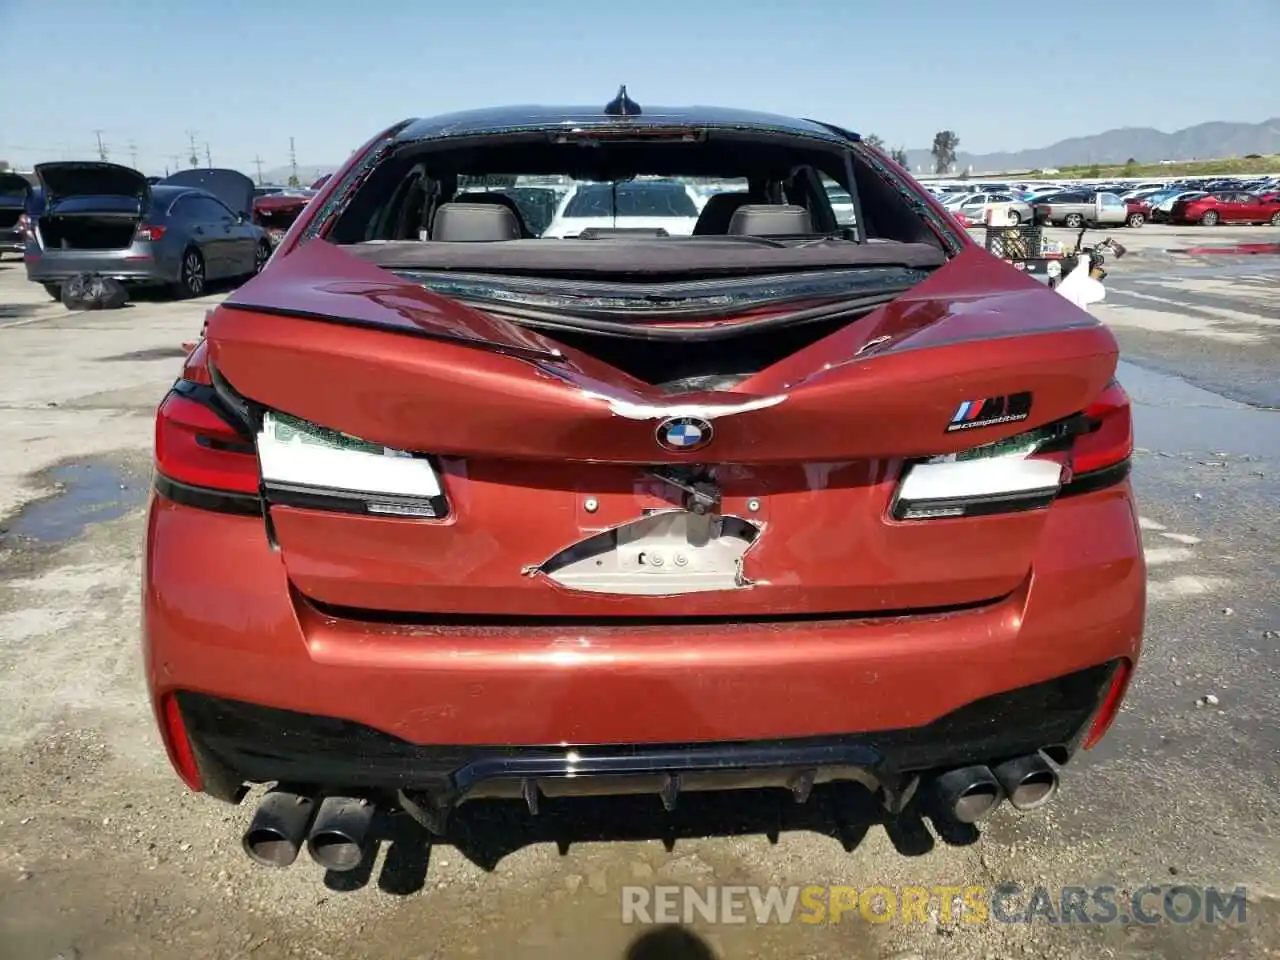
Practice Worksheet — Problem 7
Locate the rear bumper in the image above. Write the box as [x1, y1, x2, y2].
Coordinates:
[23, 250, 175, 284]
[143, 482, 1145, 802]
[177, 662, 1124, 812]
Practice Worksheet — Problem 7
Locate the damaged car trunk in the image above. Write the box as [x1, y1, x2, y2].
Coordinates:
[196, 120, 1120, 621]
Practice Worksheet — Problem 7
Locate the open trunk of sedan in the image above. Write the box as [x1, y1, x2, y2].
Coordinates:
[38, 208, 142, 249]
[253, 195, 310, 246]
[0, 173, 32, 232]
[34, 160, 150, 250]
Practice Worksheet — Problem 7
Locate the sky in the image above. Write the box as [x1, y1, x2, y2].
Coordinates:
[1, 0, 1276, 176]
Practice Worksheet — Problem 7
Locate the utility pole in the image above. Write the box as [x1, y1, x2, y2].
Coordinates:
[167, 154, 182, 178]
[93, 130, 108, 160]
[204, 142, 212, 166]
[185, 130, 199, 168]
[252, 155, 265, 185]
[288, 136, 299, 186]
[127, 140, 138, 168]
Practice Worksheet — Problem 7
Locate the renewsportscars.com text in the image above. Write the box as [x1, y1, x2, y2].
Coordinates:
[620, 884, 1248, 926]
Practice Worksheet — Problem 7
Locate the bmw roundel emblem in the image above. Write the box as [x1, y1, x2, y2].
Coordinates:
[656, 416, 713, 452]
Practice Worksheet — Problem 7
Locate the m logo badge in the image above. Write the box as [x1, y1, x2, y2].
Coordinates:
[947, 392, 1033, 432]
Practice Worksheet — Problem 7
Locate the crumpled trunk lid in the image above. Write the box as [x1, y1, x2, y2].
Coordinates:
[206, 240, 1118, 617]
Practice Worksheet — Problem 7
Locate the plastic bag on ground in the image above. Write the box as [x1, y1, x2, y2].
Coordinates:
[61, 274, 129, 311]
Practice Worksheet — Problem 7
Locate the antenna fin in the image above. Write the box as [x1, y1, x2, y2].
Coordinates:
[604, 85, 641, 116]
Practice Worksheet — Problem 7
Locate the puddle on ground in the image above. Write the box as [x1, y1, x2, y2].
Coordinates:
[1118, 360, 1280, 460]
[3, 462, 149, 544]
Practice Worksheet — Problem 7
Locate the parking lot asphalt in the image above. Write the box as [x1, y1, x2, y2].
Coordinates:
[0, 225, 1278, 960]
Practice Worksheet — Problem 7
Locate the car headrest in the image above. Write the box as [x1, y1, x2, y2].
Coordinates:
[431, 202, 521, 241]
[727, 204, 814, 236]
[692, 192, 758, 235]
[451, 192, 531, 236]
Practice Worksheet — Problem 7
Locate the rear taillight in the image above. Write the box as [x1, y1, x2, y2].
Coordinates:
[153, 380, 261, 513]
[257, 411, 449, 519]
[135, 223, 166, 241]
[892, 380, 1133, 521]
[181, 338, 212, 385]
[1065, 380, 1132, 476]
[16, 213, 32, 238]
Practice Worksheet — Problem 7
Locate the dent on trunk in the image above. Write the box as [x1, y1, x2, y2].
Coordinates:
[529, 509, 763, 595]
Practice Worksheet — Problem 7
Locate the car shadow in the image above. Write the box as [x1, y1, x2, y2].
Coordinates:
[0, 302, 47, 322]
[624, 925, 719, 959]
[318, 783, 980, 896]
[126, 274, 246, 303]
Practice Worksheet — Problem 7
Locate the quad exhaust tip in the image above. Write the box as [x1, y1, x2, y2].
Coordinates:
[930, 765, 1004, 824]
[305, 796, 376, 873]
[992, 752, 1060, 811]
[242, 789, 316, 867]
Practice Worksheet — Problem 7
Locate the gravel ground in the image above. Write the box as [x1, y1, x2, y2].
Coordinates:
[0, 227, 1277, 960]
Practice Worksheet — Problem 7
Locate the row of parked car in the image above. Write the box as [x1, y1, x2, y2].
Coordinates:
[4, 157, 1278, 307]
[929, 176, 1280, 229]
[0, 162, 323, 303]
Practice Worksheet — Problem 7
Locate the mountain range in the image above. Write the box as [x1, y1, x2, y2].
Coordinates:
[261, 117, 1280, 183]
[895, 117, 1280, 174]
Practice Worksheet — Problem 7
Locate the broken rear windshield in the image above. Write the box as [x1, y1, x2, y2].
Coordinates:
[323, 127, 958, 257]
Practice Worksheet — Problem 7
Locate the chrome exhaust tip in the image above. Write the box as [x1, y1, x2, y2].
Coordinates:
[306, 796, 376, 872]
[929, 765, 1003, 824]
[992, 753, 1060, 811]
[242, 789, 316, 867]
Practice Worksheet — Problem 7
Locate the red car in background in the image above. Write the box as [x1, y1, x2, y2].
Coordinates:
[1123, 199, 1151, 227]
[252, 191, 313, 247]
[1170, 191, 1280, 226]
[143, 95, 1144, 873]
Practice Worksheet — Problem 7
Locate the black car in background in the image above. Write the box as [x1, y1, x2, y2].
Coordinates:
[0, 172, 34, 258]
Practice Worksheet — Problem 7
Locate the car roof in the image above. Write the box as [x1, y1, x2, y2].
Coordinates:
[394, 104, 852, 145]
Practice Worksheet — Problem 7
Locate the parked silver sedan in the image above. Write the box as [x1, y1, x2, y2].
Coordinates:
[1032, 190, 1129, 228]
[25, 162, 271, 300]
[945, 191, 1035, 226]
